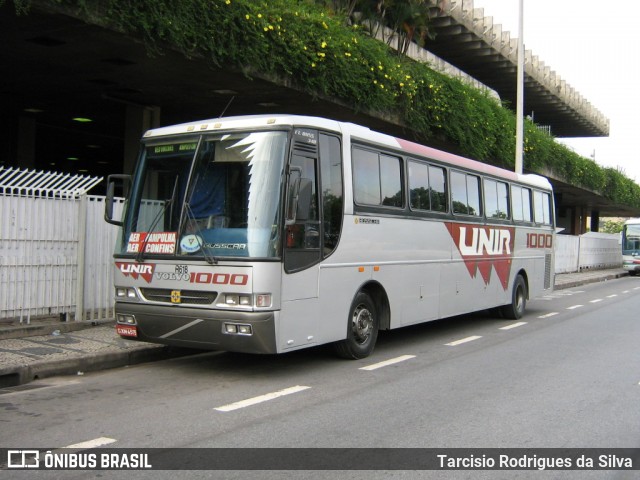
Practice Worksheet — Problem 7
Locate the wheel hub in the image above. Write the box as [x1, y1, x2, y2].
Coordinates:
[352, 305, 372, 343]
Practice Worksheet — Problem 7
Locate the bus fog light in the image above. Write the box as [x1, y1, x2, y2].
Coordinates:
[223, 323, 253, 335]
[238, 325, 252, 335]
[116, 314, 136, 325]
[256, 294, 272, 308]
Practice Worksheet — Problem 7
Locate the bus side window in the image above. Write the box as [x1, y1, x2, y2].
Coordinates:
[352, 147, 403, 208]
[409, 162, 447, 213]
[533, 190, 552, 225]
[484, 178, 510, 219]
[451, 171, 481, 216]
[512, 185, 532, 222]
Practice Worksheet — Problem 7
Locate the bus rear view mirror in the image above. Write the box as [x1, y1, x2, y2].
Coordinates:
[286, 171, 313, 226]
[104, 174, 131, 226]
[295, 178, 313, 222]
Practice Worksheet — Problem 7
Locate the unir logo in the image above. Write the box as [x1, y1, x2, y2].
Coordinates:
[445, 222, 515, 290]
[115, 262, 155, 283]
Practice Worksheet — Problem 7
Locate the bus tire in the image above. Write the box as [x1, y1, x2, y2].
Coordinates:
[500, 274, 527, 320]
[334, 291, 379, 359]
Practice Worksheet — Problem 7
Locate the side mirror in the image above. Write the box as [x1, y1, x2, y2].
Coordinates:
[104, 174, 131, 226]
[285, 166, 302, 226]
[295, 178, 313, 222]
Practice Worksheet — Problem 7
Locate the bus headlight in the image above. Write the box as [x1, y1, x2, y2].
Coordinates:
[225, 294, 239, 305]
[223, 294, 253, 306]
[219, 293, 271, 308]
[116, 287, 138, 299]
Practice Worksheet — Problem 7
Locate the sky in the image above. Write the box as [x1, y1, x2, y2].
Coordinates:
[475, 0, 640, 184]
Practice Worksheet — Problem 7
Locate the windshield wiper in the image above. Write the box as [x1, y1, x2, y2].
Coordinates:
[183, 203, 218, 265]
[134, 198, 173, 263]
[135, 177, 179, 263]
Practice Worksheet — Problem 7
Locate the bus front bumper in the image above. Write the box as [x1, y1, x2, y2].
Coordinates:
[115, 301, 277, 354]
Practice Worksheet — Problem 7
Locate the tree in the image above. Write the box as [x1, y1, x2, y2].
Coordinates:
[319, 0, 439, 55]
[599, 218, 625, 234]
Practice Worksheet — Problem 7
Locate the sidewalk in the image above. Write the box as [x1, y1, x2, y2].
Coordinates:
[0, 268, 630, 389]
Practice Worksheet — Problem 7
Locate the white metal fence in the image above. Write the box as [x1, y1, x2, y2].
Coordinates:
[0, 167, 122, 323]
[554, 232, 622, 273]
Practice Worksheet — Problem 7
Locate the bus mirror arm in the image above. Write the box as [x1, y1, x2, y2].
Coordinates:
[104, 174, 131, 226]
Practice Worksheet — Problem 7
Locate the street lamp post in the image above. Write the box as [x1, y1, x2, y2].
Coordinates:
[515, 0, 524, 174]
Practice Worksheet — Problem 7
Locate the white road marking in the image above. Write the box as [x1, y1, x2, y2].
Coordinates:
[499, 321, 527, 331]
[359, 355, 416, 371]
[567, 305, 583, 310]
[590, 299, 603, 303]
[606, 294, 618, 298]
[634, 287, 640, 291]
[538, 312, 559, 318]
[214, 386, 310, 412]
[445, 335, 482, 346]
[622, 290, 630, 294]
[64, 437, 117, 449]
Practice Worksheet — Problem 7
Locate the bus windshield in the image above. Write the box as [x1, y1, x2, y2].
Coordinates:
[119, 130, 288, 260]
[622, 223, 640, 254]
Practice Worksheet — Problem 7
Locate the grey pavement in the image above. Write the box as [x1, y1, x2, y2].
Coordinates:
[0, 268, 629, 389]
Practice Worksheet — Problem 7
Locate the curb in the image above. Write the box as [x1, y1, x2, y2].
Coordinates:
[0, 345, 196, 389]
[554, 271, 628, 290]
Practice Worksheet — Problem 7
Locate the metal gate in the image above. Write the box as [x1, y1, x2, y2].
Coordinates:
[0, 167, 121, 323]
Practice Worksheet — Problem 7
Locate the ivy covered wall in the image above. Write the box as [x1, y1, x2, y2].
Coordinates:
[11, 0, 640, 209]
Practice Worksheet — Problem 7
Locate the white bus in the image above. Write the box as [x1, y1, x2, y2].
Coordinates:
[105, 114, 555, 358]
[621, 218, 640, 275]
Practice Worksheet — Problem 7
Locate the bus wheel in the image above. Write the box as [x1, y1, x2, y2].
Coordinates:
[334, 292, 379, 359]
[500, 274, 527, 320]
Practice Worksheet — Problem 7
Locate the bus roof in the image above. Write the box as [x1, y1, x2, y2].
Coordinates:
[143, 114, 552, 191]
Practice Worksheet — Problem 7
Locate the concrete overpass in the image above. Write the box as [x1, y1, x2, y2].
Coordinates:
[425, 0, 609, 138]
[0, 0, 636, 233]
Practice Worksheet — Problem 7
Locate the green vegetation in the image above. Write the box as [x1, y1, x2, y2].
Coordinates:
[598, 218, 625, 234]
[10, 0, 640, 208]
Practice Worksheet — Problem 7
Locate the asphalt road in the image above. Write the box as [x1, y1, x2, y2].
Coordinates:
[2, 276, 639, 479]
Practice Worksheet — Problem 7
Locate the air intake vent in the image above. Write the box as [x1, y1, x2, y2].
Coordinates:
[292, 128, 318, 155]
[293, 141, 318, 155]
[544, 253, 552, 289]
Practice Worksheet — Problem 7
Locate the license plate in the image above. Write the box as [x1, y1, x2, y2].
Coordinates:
[116, 325, 138, 337]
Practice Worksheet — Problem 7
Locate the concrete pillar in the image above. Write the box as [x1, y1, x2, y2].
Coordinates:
[123, 105, 160, 174]
[570, 206, 587, 235]
[590, 210, 600, 232]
